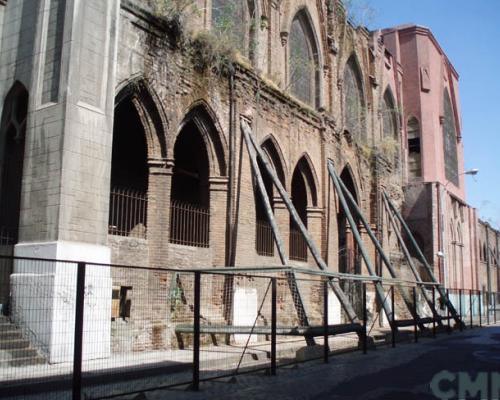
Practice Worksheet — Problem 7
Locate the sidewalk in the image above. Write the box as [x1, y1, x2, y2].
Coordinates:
[112, 324, 500, 400]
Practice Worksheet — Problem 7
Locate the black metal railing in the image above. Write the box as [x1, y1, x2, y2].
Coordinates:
[108, 187, 147, 239]
[0, 254, 497, 399]
[169, 200, 210, 247]
[290, 228, 307, 261]
[256, 220, 274, 256]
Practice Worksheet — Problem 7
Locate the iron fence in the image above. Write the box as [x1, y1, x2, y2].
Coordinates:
[0, 255, 498, 400]
[108, 187, 147, 239]
[289, 228, 307, 261]
[169, 200, 210, 248]
[255, 220, 274, 257]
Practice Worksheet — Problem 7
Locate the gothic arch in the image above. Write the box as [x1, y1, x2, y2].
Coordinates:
[110, 79, 167, 237]
[260, 134, 288, 187]
[407, 115, 422, 178]
[0, 81, 29, 243]
[115, 78, 167, 160]
[343, 54, 366, 141]
[293, 154, 319, 207]
[287, 6, 322, 108]
[280, 1, 323, 45]
[337, 164, 362, 315]
[289, 153, 318, 262]
[338, 163, 360, 204]
[178, 101, 228, 177]
[382, 87, 398, 139]
[443, 89, 459, 186]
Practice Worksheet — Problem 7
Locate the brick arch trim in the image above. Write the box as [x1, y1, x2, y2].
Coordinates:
[177, 100, 228, 177]
[115, 78, 168, 161]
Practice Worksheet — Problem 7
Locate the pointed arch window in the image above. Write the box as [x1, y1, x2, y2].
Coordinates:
[212, 0, 256, 59]
[289, 10, 320, 107]
[382, 90, 398, 139]
[0, 83, 29, 245]
[344, 57, 365, 141]
[289, 157, 317, 262]
[407, 117, 422, 178]
[443, 90, 459, 186]
[255, 139, 286, 257]
[109, 94, 149, 238]
[170, 118, 211, 248]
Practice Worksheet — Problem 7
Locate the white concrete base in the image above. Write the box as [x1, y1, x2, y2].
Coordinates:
[328, 289, 342, 325]
[233, 287, 258, 344]
[11, 241, 112, 364]
[381, 289, 395, 327]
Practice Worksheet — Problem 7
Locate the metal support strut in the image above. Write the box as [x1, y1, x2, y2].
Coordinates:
[383, 191, 464, 328]
[242, 117, 313, 345]
[241, 119, 360, 325]
[327, 160, 394, 326]
[381, 192, 443, 328]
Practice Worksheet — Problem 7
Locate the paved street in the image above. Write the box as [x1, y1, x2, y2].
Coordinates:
[127, 325, 500, 400]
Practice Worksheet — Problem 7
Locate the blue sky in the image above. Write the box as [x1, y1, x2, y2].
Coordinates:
[364, 0, 500, 228]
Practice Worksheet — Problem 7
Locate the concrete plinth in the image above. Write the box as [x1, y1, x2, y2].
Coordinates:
[233, 287, 258, 344]
[11, 241, 112, 364]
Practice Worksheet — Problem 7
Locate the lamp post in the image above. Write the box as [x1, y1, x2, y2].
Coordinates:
[439, 169, 479, 290]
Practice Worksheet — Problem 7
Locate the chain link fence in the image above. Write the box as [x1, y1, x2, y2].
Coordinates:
[0, 255, 497, 399]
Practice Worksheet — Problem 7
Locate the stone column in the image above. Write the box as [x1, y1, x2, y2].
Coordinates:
[209, 177, 229, 266]
[2, 0, 120, 363]
[147, 158, 173, 268]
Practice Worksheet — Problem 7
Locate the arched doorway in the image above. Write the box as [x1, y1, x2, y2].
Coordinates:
[109, 81, 167, 242]
[337, 167, 362, 316]
[109, 96, 149, 238]
[255, 138, 286, 257]
[290, 156, 317, 262]
[169, 119, 210, 247]
[0, 82, 29, 245]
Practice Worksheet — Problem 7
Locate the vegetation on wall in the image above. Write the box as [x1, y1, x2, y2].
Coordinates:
[190, 31, 238, 75]
[150, 0, 399, 162]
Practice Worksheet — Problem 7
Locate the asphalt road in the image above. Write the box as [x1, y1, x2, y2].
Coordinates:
[135, 325, 500, 400]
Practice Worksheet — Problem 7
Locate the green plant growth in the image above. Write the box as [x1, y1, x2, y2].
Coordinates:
[190, 30, 238, 75]
[197, 1, 258, 75]
[152, 0, 199, 22]
[378, 136, 399, 158]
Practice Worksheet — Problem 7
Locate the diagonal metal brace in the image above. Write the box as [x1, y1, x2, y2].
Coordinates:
[381, 192, 443, 327]
[332, 167, 425, 330]
[242, 119, 314, 345]
[241, 119, 360, 324]
[383, 190, 464, 328]
[327, 160, 394, 327]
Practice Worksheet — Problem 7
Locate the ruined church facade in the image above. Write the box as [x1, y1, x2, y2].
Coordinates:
[0, 0, 496, 354]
